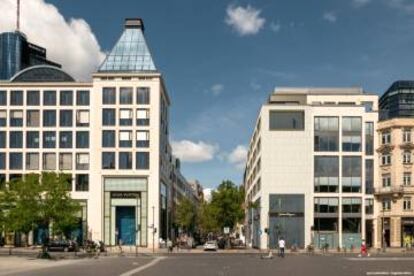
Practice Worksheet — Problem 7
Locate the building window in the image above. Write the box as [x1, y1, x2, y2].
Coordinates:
[0, 111, 6, 126]
[76, 153, 89, 170]
[10, 90, 23, 105]
[102, 130, 115, 147]
[382, 174, 391, 187]
[25, 153, 39, 170]
[59, 131, 72, 148]
[403, 128, 412, 143]
[403, 151, 412, 164]
[314, 156, 339, 193]
[382, 198, 391, 211]
[102, 109, 116, 126]
[43, 153, 56, 170]
[314, 117, 339, 151]
[43, 90, 56, 105]
[26, 90, 39, 106]
[43, 131, 56, 148]
[76, 90, 89, 106]
[59, 153, 72, 170]
[404, 173, 411, 186]
[342, 197, 362, 213]
[314, 197, 339, 213]
[136, 130, 149, 148]
[27, 110, 40, 127]
[60, 90, 73, 105]
[269, 110, 304, 130]
[102, 87, 116, 104]
[10, 131, 23, 148]
[119, 152, 132, 169]
[0, 153, 5, 170]
[102, 152, 115, 169]
[119, 109, 133, 125]
[365, 122, 374, 155]
[0, 90, 6, 105]
[43, 110, 56, 127]
[365, 159, 374, 194]
[10, 110, 23, 126]
[75, 174, 89, 191]
[0, 132, 6, 148]
[381, 154, 391, 165]
[382, 131, 391, 145]
[342, 156, 361, 193]
[9, 153, 22, 170]
[120, 87, 133, 104]
[365, 198, 374, 215]
[26, 131, 39, 148]
[76, 110, 89, 127]
[137, 87, 150, 104]
[342, 117, 362, 152]
[404, 197, 412, 211]
[136, 152, 149, 169]
[60, 110, 73, 127]
[60, 174, 72, 191]
[136, 109, 150, 126]
[119, 131, 132, 147]
[76, 131, 89, 148]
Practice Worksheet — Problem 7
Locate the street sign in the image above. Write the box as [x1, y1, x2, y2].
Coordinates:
[224, 227, 230, 234]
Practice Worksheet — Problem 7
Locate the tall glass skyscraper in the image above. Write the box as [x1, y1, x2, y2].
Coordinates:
[0, 31, 60, 80]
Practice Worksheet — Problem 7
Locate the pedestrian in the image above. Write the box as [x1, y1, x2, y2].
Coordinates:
[278, 237, 285, 258]
[359, 240, 369, 257]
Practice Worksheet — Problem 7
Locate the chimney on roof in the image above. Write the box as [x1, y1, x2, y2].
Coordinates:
[124, 18, 144, 31]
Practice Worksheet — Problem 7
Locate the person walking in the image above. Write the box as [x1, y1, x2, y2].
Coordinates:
[278, 237, 285, 258]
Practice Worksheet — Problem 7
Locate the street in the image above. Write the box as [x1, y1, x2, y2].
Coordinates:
[2, 253, 414, 276]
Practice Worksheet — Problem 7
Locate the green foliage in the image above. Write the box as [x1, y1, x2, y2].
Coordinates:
[209, 180, 245, 232]
[197, 202, 219, 235]
[0, 172, 81, 239]
[175, 197, 196, 232]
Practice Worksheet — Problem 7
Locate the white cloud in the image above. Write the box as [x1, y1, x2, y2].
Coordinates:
[352, 0, 371, 7]
[227, 145, 248, 170]
[210, 84, 224, 96]
[225, 5, 265, 36]
[323, 11, 337, 23]
[0, 0, 105, 81]
[270, 22, 281, 33]
[171, 140, 219, 163]
[387, 0, 414, 14]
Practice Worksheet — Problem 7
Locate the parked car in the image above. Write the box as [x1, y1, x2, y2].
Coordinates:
[204, 240, 218, 251]
[47, 239, 78, 252]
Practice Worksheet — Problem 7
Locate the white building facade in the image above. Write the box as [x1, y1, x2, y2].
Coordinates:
[244, 87, 379, 250]
[0, 18, 182, 249]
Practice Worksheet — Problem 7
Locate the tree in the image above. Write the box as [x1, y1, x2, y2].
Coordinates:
[197, 202, 218, 236]
[175, 197, 196, 233]
[5, 174, 42, 245]
[209, 180, 245, 232]
[39, 172, 81, 237]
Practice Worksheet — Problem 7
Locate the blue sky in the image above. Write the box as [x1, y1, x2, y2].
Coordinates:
[3, 0, 414, 188]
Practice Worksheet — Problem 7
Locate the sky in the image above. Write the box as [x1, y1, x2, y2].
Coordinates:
[1, 0, 414, 188]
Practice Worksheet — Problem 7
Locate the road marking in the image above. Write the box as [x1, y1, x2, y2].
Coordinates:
[366, 272, 412, 275]
[348, 257, 414, 261]
[119, 256, 166, 276]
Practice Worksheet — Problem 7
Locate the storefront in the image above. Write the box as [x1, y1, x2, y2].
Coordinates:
[103, 177, 148, 246]
[401, 218, 414, 247]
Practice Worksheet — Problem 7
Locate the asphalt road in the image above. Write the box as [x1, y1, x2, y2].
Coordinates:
[10, 253, 414, 276]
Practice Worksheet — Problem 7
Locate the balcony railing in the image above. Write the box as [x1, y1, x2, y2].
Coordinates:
[374, 185, 404, 196]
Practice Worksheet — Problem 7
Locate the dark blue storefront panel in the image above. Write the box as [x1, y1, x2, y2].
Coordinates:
[116, 206, 136, 245]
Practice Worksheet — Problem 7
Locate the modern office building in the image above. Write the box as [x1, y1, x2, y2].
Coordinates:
[0, 18, 190, 249]
[244, 87, 379, 250]
[0, 31, 61, 80]
[375, 81, 414, 248]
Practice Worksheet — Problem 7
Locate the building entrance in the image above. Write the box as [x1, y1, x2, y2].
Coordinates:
[116, 206, 136, 245]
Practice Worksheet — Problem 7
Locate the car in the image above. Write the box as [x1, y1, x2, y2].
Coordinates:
[47, 239, 78, 252]
[203, 240, 218, 251]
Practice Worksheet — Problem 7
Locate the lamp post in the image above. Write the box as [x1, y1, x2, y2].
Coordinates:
[382, 207, 386, 252]
[135, 193, 139, 257]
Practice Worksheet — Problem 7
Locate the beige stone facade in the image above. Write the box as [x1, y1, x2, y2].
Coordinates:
[376, 118, 414, 248]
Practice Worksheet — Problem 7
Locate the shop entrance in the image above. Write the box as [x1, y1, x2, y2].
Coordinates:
[401, 218, 414, 247]
[116, 206, 136, 245]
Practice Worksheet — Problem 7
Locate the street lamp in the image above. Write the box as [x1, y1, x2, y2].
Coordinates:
[152, 205, 155, 254]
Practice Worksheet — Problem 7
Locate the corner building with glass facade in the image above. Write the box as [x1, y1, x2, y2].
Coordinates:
[0, 18, 180, 248]
[244, 87, 379, 250]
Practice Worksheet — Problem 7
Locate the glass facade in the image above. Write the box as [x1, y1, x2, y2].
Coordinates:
[314, 156, 339, 193]
[380, 81, 414, 120]
[314, 117, 339, 151]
